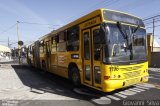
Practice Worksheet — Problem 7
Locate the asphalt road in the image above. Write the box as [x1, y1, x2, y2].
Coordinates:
[149, 68, 160, 86]
[0, 63, 160, 106]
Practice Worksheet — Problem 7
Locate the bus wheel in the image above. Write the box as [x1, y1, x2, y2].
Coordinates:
[71, 67, 81, 86]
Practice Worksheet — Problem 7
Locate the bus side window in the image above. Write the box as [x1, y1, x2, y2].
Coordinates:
[51, 37, 57, 52]
[84, 32, 90, 60]
[57, 32, 67, 52]
[30, 46, 33, 54]
[32, 46, 34, 57]
[67, 26, 79, 51]
[40, 40, 44, 53]
[93, 29, 101, 61]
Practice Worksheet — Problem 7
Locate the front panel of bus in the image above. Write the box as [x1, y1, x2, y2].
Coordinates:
[99, 10, 149, 92]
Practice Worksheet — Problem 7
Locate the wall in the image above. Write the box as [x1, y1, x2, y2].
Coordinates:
[151, 52, 160, 68]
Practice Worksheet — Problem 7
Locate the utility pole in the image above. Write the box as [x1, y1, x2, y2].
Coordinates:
[17, 21, 21, 64]
[152, 18, 155, 52]
[8, 37, 10, 47]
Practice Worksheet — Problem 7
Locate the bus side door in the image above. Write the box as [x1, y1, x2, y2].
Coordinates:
[82, 26, 102, 89]
[83, 29, 92, 85]
[91, 26, 102, 88]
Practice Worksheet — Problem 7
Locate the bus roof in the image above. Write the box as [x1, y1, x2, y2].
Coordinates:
[101, 8, 142, 19]
[51, 9, 102, 35]
[39, 8, 143, 39]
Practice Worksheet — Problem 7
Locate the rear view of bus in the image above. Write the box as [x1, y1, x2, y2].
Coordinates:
[98, 9, 148, 92]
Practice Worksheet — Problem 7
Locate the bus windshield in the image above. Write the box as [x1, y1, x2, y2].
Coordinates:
[104, 23, 147, 64]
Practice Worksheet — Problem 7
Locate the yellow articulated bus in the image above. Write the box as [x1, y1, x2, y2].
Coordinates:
[27, 8, 149, 92]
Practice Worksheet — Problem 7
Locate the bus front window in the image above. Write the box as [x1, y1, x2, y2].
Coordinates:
[131, 28, 147, 60]
[104, 23, 147, 63]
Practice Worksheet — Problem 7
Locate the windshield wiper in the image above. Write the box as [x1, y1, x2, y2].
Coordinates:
[117, 21, 134, 60]
[116, 21, 129, 49]
[117, 21, 128, 40]
[132, 25, 140, 33]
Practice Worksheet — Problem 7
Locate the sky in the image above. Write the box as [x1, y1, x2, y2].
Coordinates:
[0, 0, 160, 48]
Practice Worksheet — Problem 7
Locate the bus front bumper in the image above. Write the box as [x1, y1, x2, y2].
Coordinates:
[102, 75, 149, 92]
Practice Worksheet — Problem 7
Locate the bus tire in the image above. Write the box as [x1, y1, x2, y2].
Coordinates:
[71, 67, 81, 86]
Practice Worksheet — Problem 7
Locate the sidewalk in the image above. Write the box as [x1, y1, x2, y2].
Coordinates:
[0, 64, 78, 101]
[0, 64, 43, 100]
[0, 58, 14, 64]
[0, 65, 25, 91]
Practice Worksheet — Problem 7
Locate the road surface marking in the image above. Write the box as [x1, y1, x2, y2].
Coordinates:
[155, 85, 160, 89]
[134, 85, 150, 90]
[150, 83, 160, 90]
[132, 87, 145, 91]
[149, 69, 160, 72]
[149, 74, 160, 77]
[136, 83, 155, 88]
[119, 90, 137, 95]
[114, 93, 127, 98]
[107, 95, 120, 100]
[149, 76, 160, 80]
[128, 89, 142, 92]
[91, 97, 111, 105]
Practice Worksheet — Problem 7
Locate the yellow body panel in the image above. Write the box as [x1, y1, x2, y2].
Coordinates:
[102, 62, 148, 92]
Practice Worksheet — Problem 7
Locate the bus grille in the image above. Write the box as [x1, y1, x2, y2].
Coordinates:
[123, 71, 140, 79]
[120, 65, 143, 71]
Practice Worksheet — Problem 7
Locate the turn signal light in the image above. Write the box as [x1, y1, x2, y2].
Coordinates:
[104, 76, 110, 80]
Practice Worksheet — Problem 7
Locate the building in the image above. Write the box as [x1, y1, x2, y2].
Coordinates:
[0, 45, 11, 60]
[147, 33, 160, 67]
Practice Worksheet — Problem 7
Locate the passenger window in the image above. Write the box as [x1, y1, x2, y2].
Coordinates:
[51, 37, 57, 52]
[59, 32, 66, 43]
[93, 29, 101, 61]
[84, 32, 90, 60]
[57, 32, 67, 52]
[40, 40, 44, 53]
[67, 26, 79, 51]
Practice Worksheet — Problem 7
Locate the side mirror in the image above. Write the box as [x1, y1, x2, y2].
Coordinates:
[100, 23, 106, 44]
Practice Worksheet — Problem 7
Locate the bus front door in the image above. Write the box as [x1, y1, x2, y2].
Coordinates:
[82, 26, 102, 89]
